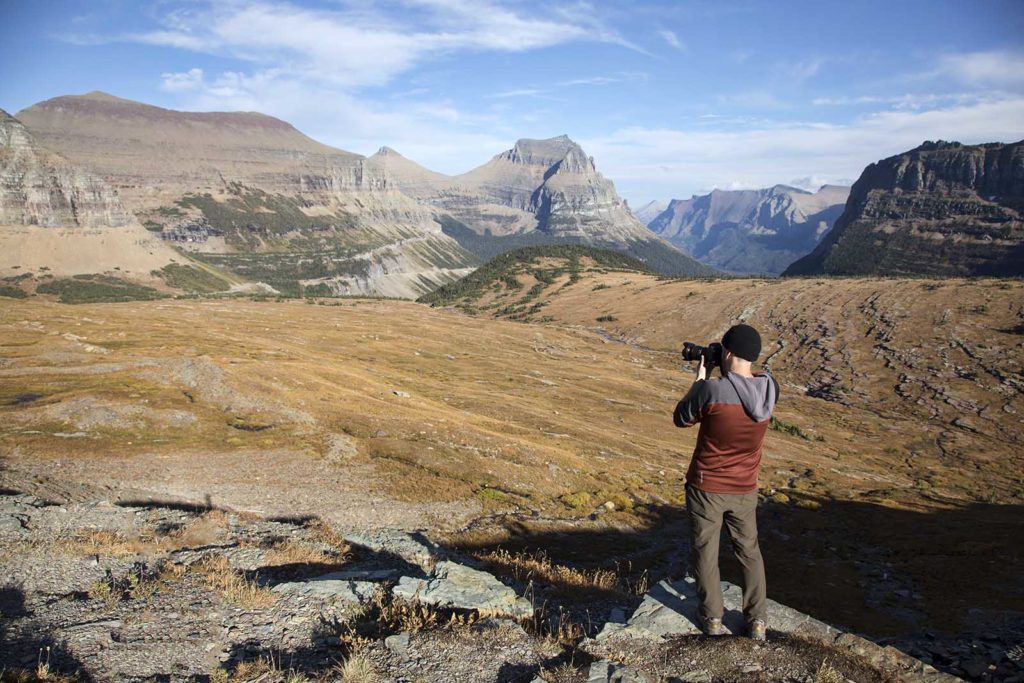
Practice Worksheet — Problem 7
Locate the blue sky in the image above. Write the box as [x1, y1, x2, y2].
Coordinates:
[2, 0, 1023, 204]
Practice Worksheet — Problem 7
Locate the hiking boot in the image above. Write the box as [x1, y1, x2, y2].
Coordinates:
[703, 617, 726, 636]
[748, 619, 767, 641]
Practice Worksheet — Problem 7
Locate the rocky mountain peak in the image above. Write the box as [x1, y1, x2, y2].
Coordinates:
[374, 145, 403, 157]
[498, 135, 592, 173]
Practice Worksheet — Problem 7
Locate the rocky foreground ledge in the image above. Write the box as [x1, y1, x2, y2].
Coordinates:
[0, 494, 967, 682]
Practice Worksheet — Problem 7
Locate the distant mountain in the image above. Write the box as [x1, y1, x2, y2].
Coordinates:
[16, 92, 477, 297]
[0, 108, 177, 276]
[648, 184, 849, 275]
[631, 200, 667, 226]
[785, 140, 1024, 277]
[368, 136, 715, 277]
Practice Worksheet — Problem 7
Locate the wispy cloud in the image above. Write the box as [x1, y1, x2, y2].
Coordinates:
[484, 74, 627, 99]
[811, 92, 994, 110]
[116, 0, 637, 89]
[160, 68, 205, 92]
[658, 30, 684, 50]
[935, 50, 1024, 88]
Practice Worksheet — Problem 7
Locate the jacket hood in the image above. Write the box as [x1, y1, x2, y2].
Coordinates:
[724, 371, 778, 422]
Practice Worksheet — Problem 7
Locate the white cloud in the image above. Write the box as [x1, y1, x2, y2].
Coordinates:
[658, 30, 684, 50]
[936, 50, 1024, 88]
[160, 68, 205, 92]
[124, 0, 634, 89]
[582, 97, 1024, 202]
[813, 93, 966, 109]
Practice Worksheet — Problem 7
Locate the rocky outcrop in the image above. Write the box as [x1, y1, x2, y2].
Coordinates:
[784, 140, 1024, 277]
[648, 184, 849, 275]
[15, 93, 477, 296]
[370, 136, 714, 276]
[0, 109, 134, 228]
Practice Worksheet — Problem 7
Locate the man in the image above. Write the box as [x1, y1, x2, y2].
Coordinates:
[674, 323, 778, 641]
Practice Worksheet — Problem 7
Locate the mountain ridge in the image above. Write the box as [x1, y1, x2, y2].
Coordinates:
[784, 139, 1024, 277]
[648, 183, 849, 275]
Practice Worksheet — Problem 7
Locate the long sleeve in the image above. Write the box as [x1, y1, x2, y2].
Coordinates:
[674, 379, 711, 428]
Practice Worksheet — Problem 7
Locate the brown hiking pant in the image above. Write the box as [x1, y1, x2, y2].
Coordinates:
[685, 483, 767, 623]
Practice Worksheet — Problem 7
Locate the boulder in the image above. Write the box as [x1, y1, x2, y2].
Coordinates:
[596, 577, 839, 642]
[393, 560, 533, 618]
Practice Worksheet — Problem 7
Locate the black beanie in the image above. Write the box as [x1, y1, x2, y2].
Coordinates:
[722, 324, 761, 362]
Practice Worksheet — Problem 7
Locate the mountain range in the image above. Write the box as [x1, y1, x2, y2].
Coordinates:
[367, 137, 712, 275]
[786, 140, 1024, 277]
[5, 92, 710, 297]
[647, 184, 850, 275]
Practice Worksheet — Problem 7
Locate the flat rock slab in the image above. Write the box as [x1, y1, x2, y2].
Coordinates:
[344, 529, 440, 569]
[393, 560, 533, 618]
[588, 659, 654, 683]
[271, 577, 377, 602]
[597, 578, 839, 642]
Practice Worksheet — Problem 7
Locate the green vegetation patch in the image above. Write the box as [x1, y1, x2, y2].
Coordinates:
[177, 183, 358, 249]
[419, 243, 649, 307]
[770, 416, 812, 440]
[36, 275, 165, 304]
[0, 284, 28, 299]
[156, 263, 233, 294]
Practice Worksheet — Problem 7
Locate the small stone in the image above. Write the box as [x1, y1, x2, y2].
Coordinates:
[962, 657, 989, 678]
[393, 390, 411, 398]
[385, 632, 411, 659]
[602, 501, 616, 511]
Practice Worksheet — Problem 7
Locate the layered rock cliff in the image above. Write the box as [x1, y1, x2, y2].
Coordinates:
[648, 184, 849, 275]
[0, 109, 133, 229]
[785, 140, 1024, 277]
[369, 136, 714, 276]
[0, 108, 179, 276]
[15, 93, 477, 296]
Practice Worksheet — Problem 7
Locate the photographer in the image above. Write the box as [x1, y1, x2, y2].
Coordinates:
[674, 324, 778, 641]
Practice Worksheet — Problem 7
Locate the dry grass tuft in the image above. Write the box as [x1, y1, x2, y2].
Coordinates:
[335, 653, 378, 683]
[263, 538, 344, 567]
[374, 589, 442, 633]
[0, 647, 78, 682]
[478, 549, 622, 597]
[196, 555, 275, 608]
[304, 519, 352, 554]
[537, 662, 582, 683]
[59, 529, 138, 557]
[814, 659, 843, 683]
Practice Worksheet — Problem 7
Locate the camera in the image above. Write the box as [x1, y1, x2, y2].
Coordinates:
[682, 341, 723, 370]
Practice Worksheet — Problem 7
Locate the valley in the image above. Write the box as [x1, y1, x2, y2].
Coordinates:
[2, 257, 1022, 680]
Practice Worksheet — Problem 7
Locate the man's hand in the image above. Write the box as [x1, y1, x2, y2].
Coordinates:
[696, 354, 707, 381]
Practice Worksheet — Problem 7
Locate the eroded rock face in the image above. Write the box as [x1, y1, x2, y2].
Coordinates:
[0, 109, 134, 229]
[785, 140, 1024, 277]
[12, 93, 479, 297]
[648, 185, 849, 275]
[369, 136, 714, 276]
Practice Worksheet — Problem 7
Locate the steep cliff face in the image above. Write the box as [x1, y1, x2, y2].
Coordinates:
[785, 141, 1024, 277]
[0, 109, 133, 228]
[648, 184, 849, 275]
[15, 93, 477, 296]
[370, 136, 714, 276]
[0, 109, 178, 276]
